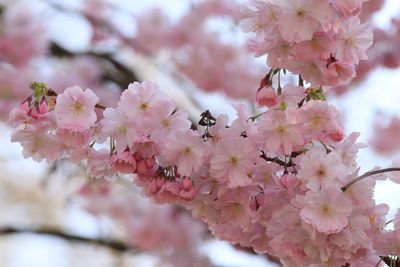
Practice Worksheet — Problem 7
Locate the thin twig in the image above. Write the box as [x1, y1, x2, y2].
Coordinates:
[341, 168, 400, 192]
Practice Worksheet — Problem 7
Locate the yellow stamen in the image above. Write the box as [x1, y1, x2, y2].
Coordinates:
[184, 146, 192, 155]
[321, 204, 330, 216]
[72, 101, 84, 115]
[139, 102, 149, 111]
[230, 156, 238, 166]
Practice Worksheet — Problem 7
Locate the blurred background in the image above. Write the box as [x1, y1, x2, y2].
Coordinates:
[0, 0, 400, 266]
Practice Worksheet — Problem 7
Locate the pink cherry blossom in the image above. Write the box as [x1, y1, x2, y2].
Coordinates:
[56, 128, 91, 149]
[335, 18, 373, 64]
[297, 100, 343, 143]
[276, 84, 306, 108]
[326, 61, 356, 86]
[294, 32, 336, 60]
[162, 130, 207, 177]
[276, 0, 331, 42]
[240, 0, 279, 37]
[256, 86, 277, 107]
[117, 81, 174, 124]
[110, 151, 137, 174]
[331, 0, 369, 17]
[297, 147, 347, 191]
[54, 86, 99, 130]
[210, 137, 257, 188]
[100, 108, 138, 153]
[258, 109, 303, 155]
[11, 123, 62, 163]
[298, 187, 353, 234]
[87, 148, 115, 179]
[335, 132, 366, 168]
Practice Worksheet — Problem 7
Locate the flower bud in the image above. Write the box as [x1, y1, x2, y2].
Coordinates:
[256, 86, 277, 107]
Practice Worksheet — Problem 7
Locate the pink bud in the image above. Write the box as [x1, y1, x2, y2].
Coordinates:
[382, 52, 400, 69]
[156, 177, 165, 189]
[133, 152, 141, 161]
[38, 99, 49, 114]
[20, 101, 30, 113]
[182, 177, 192, 190]
[256, 86, 277, 107]
[136, 160, 148, 175]
[180, 187, 196, 201]
[329, 128, 344, 142]
[148, 180, 160, 194]
[145, 157, 156, 168]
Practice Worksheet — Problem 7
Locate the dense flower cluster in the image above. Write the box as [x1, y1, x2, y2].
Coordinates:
[9, 77, 398, 265]
[8, 0, 400, 266]
[241, 0, 373, 87]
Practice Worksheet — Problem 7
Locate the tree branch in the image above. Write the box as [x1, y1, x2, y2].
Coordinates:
[0, 227, 137, 253]
[49, 42, 139, 90]
[341, 168, 400, 192]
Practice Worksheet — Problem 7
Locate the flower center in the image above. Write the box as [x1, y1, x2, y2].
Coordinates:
[277, 125, 287, 136]
[161, 119, 170, 128]
[345, 37, 356, 47]
[117, 124, 127, 134]
[72, 101, 84, 115]
[321, 204, 330, 216]
[184, 146, 192, 155]
[229, 203, 242, 216]
[139, 102, 149, 111]
[230, 156, 238, 166]
[316, 168, 326, 177]
[296, 8, 306, 17]
[311, 116, 324, 130]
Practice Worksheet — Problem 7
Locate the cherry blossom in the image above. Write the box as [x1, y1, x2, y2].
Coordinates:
[298, 187, 353, 234]
[54, 86, 99, 130]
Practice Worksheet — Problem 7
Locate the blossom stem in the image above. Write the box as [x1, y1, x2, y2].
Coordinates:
[260, 152, 294, 168]
[298, 75, 304, 87]
[95, 103, 106, 110]
[248, 112, 266, 121]
[277, 69, 282, 95]
[341, 168, 400, 192]
[385, 219, 394, 226]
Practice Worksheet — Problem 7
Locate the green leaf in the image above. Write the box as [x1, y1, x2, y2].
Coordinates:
[308, 88, 326, 101]
[30, 82, 49, 99]
[274, 102, 288, 111]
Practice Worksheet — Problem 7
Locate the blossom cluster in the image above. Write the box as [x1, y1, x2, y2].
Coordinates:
[9, 78, 398, 266]
[241, 0, 373, 87]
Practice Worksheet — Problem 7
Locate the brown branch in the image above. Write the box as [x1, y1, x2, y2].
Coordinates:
[49, 42, 139, 90]
[341, 168, 400, 192]
[260, 152, 295, 168]
[0, 227, 137, 253]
